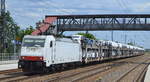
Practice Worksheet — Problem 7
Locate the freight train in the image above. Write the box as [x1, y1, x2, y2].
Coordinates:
[18, 35, 144, 72]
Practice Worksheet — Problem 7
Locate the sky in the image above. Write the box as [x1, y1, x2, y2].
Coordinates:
[6, 0, 150, 49]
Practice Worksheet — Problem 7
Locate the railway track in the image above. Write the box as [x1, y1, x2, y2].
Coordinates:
[0, 54, 149, 82]
[15, 62, 116, 82]
[20, 55, 145, 82]
[88, 54, 150, 82]
[0, 71, 42, 82]
[0, 71, 26, 81]
[3, 59, 128, 82]
[135, 64, 148, 82]
[63, 55, 147, 82]
[114, 58, 150, 82]
[63, 54, 150, 82]
[0, 68, 42, 82]
[45, 62, 124, 82]
[0, 69, 21, 74]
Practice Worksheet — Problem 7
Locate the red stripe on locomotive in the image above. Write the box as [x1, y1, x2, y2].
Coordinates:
[20, 56, 43, 61]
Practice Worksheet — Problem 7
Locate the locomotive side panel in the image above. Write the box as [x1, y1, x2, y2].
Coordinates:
[53, 40, 81, 64]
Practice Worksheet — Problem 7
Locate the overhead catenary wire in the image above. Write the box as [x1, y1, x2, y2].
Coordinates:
[115, 0, 128, 13]
[121, 0, 131, 12]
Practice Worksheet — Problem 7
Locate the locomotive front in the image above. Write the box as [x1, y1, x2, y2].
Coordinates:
[18, 35, 48, 72]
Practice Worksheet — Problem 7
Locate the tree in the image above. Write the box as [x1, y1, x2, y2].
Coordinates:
[0, 11, 35, 53]
[18, 26, 34, 41]
[76, 32, 96, 40]
[127, 42, 134, 46]
[0, 11, 20, 53]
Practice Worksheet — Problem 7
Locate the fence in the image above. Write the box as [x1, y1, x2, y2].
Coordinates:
[0, 53, 19, 64]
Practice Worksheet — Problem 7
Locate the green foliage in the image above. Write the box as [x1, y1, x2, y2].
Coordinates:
[18, 26, 34, 41]
[4, 11, 20, 40]
[127, 42, 134, 46]
[0, 11, 35, 53]
[145, 49, 150, 52]
[76, 32, 96, 40]
[4, 11, 34, 41]
[139, 46, 143, 48]
[0, 11, 20, 53]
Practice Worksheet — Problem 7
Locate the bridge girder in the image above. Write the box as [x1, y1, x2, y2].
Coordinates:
[43, 14, 150, 34]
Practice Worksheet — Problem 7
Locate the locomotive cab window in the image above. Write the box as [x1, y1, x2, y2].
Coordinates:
[50, 41, 53, 47]
[23, 38, 45, 47]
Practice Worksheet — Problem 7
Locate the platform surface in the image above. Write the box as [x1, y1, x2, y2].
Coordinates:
[0, 60, 18, 71]
[144, 65, 150, 82]
[0, 64, 18, 71]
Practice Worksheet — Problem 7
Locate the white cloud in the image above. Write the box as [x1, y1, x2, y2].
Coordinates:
[29, 1, 64, 9]
[132, 2, 150, 12]
[55, 9, 78, 14]
[24, 12, 41, 18]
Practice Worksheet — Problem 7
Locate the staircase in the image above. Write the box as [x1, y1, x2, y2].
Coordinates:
[32, 17, 57, 35]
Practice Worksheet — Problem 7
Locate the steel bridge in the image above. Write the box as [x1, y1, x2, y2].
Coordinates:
[32, 14, 150, 35]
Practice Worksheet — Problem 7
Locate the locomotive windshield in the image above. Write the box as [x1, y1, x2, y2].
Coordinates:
[22, 38, 45, 47]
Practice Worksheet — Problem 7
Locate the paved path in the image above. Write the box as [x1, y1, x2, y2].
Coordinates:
[0, 60, 18, 71]
[144, 65, 150, 82]
[0, 63, 18, 71]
